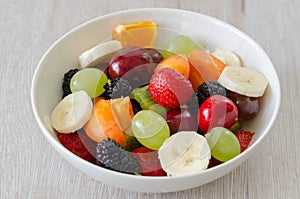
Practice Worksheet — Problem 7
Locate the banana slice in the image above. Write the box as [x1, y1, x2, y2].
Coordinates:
[158, 131, 211, 176]
[212, 50, 242, 66]
[51, 90, 93, 133]
[79, 40, 122, 68]
[218, 66, 268, 97]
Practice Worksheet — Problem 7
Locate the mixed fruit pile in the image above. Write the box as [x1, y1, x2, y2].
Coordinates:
[51, 21, 268, 176]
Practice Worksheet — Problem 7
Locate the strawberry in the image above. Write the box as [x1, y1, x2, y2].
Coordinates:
[57, 130, 97, 163]
[148, 68, 193, 108]
[235, 130, 255, 152]
[132, 147, 166, 176]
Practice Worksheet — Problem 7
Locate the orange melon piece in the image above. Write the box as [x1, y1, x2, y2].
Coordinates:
[155, 54, 190, 78]
[93, 96, 104, 105]
[84, 98, 126, 146]
[188, 50, 226, 91]
[189, 64, 205, 91]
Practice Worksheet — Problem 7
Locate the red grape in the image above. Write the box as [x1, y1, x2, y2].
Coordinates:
[198, 95, 238, 133]
[166, 108, 198, 134]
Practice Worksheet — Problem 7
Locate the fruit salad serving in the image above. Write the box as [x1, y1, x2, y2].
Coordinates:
[51, 21, 268, 176]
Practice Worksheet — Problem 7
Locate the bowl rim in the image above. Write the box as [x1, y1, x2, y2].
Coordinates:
[30, 7, 281, 189]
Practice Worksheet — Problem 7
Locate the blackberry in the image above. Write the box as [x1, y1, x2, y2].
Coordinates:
[196, 81, 230, 105]
[62, 68, 79, 98]
[96, 138, 140, 174]
[186, 93, 199, 114]
[103, 78, 132, 99]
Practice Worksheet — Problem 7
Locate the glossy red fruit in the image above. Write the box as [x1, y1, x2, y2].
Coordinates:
[108, 46, 154, 79]
[235, 130, 255, 152]
[198, 95, 238, 133]
[132, 147, 166, 176]
[166, 108, 198, 134]
[57, 131, 97, 163]
[148, 68, 193, 108]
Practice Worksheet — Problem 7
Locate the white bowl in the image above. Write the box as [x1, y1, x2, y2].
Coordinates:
[31, 8, 280, 193]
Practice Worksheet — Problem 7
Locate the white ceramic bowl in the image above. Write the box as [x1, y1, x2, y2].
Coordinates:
[31, 8, 280, 192]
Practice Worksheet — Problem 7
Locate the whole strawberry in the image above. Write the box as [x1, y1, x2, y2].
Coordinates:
[57, 131, 96, 163]
[148, 68, 193, 108]
[235, 130, 255, 152]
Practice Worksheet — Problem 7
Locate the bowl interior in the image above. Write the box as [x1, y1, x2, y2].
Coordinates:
[31, 8, 280, 192]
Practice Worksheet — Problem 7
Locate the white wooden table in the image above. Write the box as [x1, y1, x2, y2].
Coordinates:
[1, 0, 299, 198]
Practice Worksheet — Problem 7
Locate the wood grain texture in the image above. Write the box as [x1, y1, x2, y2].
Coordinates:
[1, 0, 299, 198]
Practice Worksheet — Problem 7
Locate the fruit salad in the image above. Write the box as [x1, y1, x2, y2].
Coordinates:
[50, 21, 268, 176]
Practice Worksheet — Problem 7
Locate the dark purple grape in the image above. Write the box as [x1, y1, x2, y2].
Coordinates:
[108, 46, 155, 87]
[145, 48, 164, 64]
[230, 92, 260, 121]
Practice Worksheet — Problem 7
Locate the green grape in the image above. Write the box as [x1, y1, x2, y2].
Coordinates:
[131, 110, 170, 150]
[162, 35, 195, 58]
[205, 127, 240, 162]
[130, 85, 167, 116]
[70, 68, 107, 98]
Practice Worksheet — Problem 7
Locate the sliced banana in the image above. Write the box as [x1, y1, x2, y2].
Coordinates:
[79, 40, 122, 68]
[213, 50, 242, 66]
[218, 66, 268, 97]
[158, 131, 211, 176]
[51, 90, 93, 133]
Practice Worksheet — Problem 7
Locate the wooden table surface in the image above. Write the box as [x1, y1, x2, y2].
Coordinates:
[1, 0, 299, 198]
